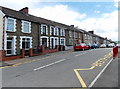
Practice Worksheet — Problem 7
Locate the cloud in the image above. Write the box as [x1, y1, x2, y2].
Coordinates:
[94, 10, 100, 13]
[30, 4, 86, 25]
[0, 1, 118, 41]
[81, 11, 118, 41]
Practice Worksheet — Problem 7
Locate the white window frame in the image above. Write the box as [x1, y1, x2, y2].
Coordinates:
[20, 36, 32, 50]
[40, 36, 49, 47]
[6, 17, 16, 32]
[50, 26, 55, 35]
[21, 20, 31, 33]
[60, 38, 65, 46]
[41, 24, 48, 35]
[69, 39, 73, 45]
[69, 31, 72, 37]
[54, 27, 59, 36]
[60, 28, 65, 36]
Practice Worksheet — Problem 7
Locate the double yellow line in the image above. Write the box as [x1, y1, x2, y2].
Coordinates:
[74, 52, 113, 87]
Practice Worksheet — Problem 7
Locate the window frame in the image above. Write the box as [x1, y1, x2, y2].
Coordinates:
[54, 27, 58, 36]
[6, 17, 16, 32]
[20, 36, 32, 50]
[41, 24, 48, 35]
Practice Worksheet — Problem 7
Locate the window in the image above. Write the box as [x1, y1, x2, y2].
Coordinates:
[61, 38, 65, 45]
[50, 26, 54, 35]
[22, 20, 31, 33]
[69, 39, 73, 45]
[22, 38, 31, 50]
[6, 18, 16, 31]
[43, 26, 47, 35]
[55, 27, 58, 36]
[74, 32, 77, 38]
[60, 29, 65, 36]
[69, 31, 72, 37]
[20, 37, 32, 50]
[41, 25, 48, 35]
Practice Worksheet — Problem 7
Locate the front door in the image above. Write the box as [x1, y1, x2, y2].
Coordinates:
[51, 38, 54, 49]
[42, 38, 47, 48]
[6, 37, 14, 55]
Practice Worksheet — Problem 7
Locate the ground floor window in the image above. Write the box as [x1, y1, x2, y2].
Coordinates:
[22, 38, 30, 50]
[60, 38, 65, 46]
[20, 36, 32, 50]
[69, 39, 73, 45]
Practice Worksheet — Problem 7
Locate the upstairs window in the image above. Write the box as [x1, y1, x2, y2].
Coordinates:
[41, 24, 48, 35]
[43, 26, 47, 35]
[69, 31, 72, 37]
[50, 26, 54, 35]
[60, 29, 65, 36]
[6, 17, 16, 32]
[22, 20, 31, 33]
[55, 27, 58, 36]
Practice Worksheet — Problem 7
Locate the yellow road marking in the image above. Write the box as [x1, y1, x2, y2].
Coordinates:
[0, 51, 74, 69]
[74, 52, 112, 87]
[74, 69, 87, 87]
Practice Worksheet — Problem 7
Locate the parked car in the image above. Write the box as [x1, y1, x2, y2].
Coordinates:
[74, 43, 89, 51]
[91, 43, 99, 49]
[108, 43, 115, 48]
[100, 44, 106, 48]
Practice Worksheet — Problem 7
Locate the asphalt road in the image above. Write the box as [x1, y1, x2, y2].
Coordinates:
[1, 48, 116, 87]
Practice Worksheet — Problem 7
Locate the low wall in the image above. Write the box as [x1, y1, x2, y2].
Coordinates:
[1, 46, 60, 61]
[1, 49, 25, 61]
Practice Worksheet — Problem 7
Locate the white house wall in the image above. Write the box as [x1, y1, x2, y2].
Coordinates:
[0, 10, 5, 50]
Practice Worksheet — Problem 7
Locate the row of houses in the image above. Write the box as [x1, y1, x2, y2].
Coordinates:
[0, 6, 116, 61]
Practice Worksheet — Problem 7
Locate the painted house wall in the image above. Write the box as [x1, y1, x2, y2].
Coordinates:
[0, 10, 5, 50]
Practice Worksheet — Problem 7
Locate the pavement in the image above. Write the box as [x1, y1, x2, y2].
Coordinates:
[1, 48, 118, 88]
[1, 49, 74, 67]
[92, 51, 119, 88]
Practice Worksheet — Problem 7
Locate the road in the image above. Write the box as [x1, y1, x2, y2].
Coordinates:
[1, 48, 117, 87]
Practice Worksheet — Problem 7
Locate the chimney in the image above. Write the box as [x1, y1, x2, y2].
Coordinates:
[70, 25, 74, 27]
[19, 7, 29, 14]
[88, 31, 94, 34]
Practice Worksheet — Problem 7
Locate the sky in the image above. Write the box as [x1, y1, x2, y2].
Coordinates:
[0, 0, 119, 41]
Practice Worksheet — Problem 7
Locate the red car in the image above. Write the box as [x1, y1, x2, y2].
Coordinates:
[74, 43, 89, 51]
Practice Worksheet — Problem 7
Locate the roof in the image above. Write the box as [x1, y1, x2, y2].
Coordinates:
[1, 6, 69, 28]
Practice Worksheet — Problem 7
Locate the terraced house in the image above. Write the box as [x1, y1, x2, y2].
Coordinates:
[0, 6, 115, 61]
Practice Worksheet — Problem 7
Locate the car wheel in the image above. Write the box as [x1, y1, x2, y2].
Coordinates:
[82, 48, 84, 51]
